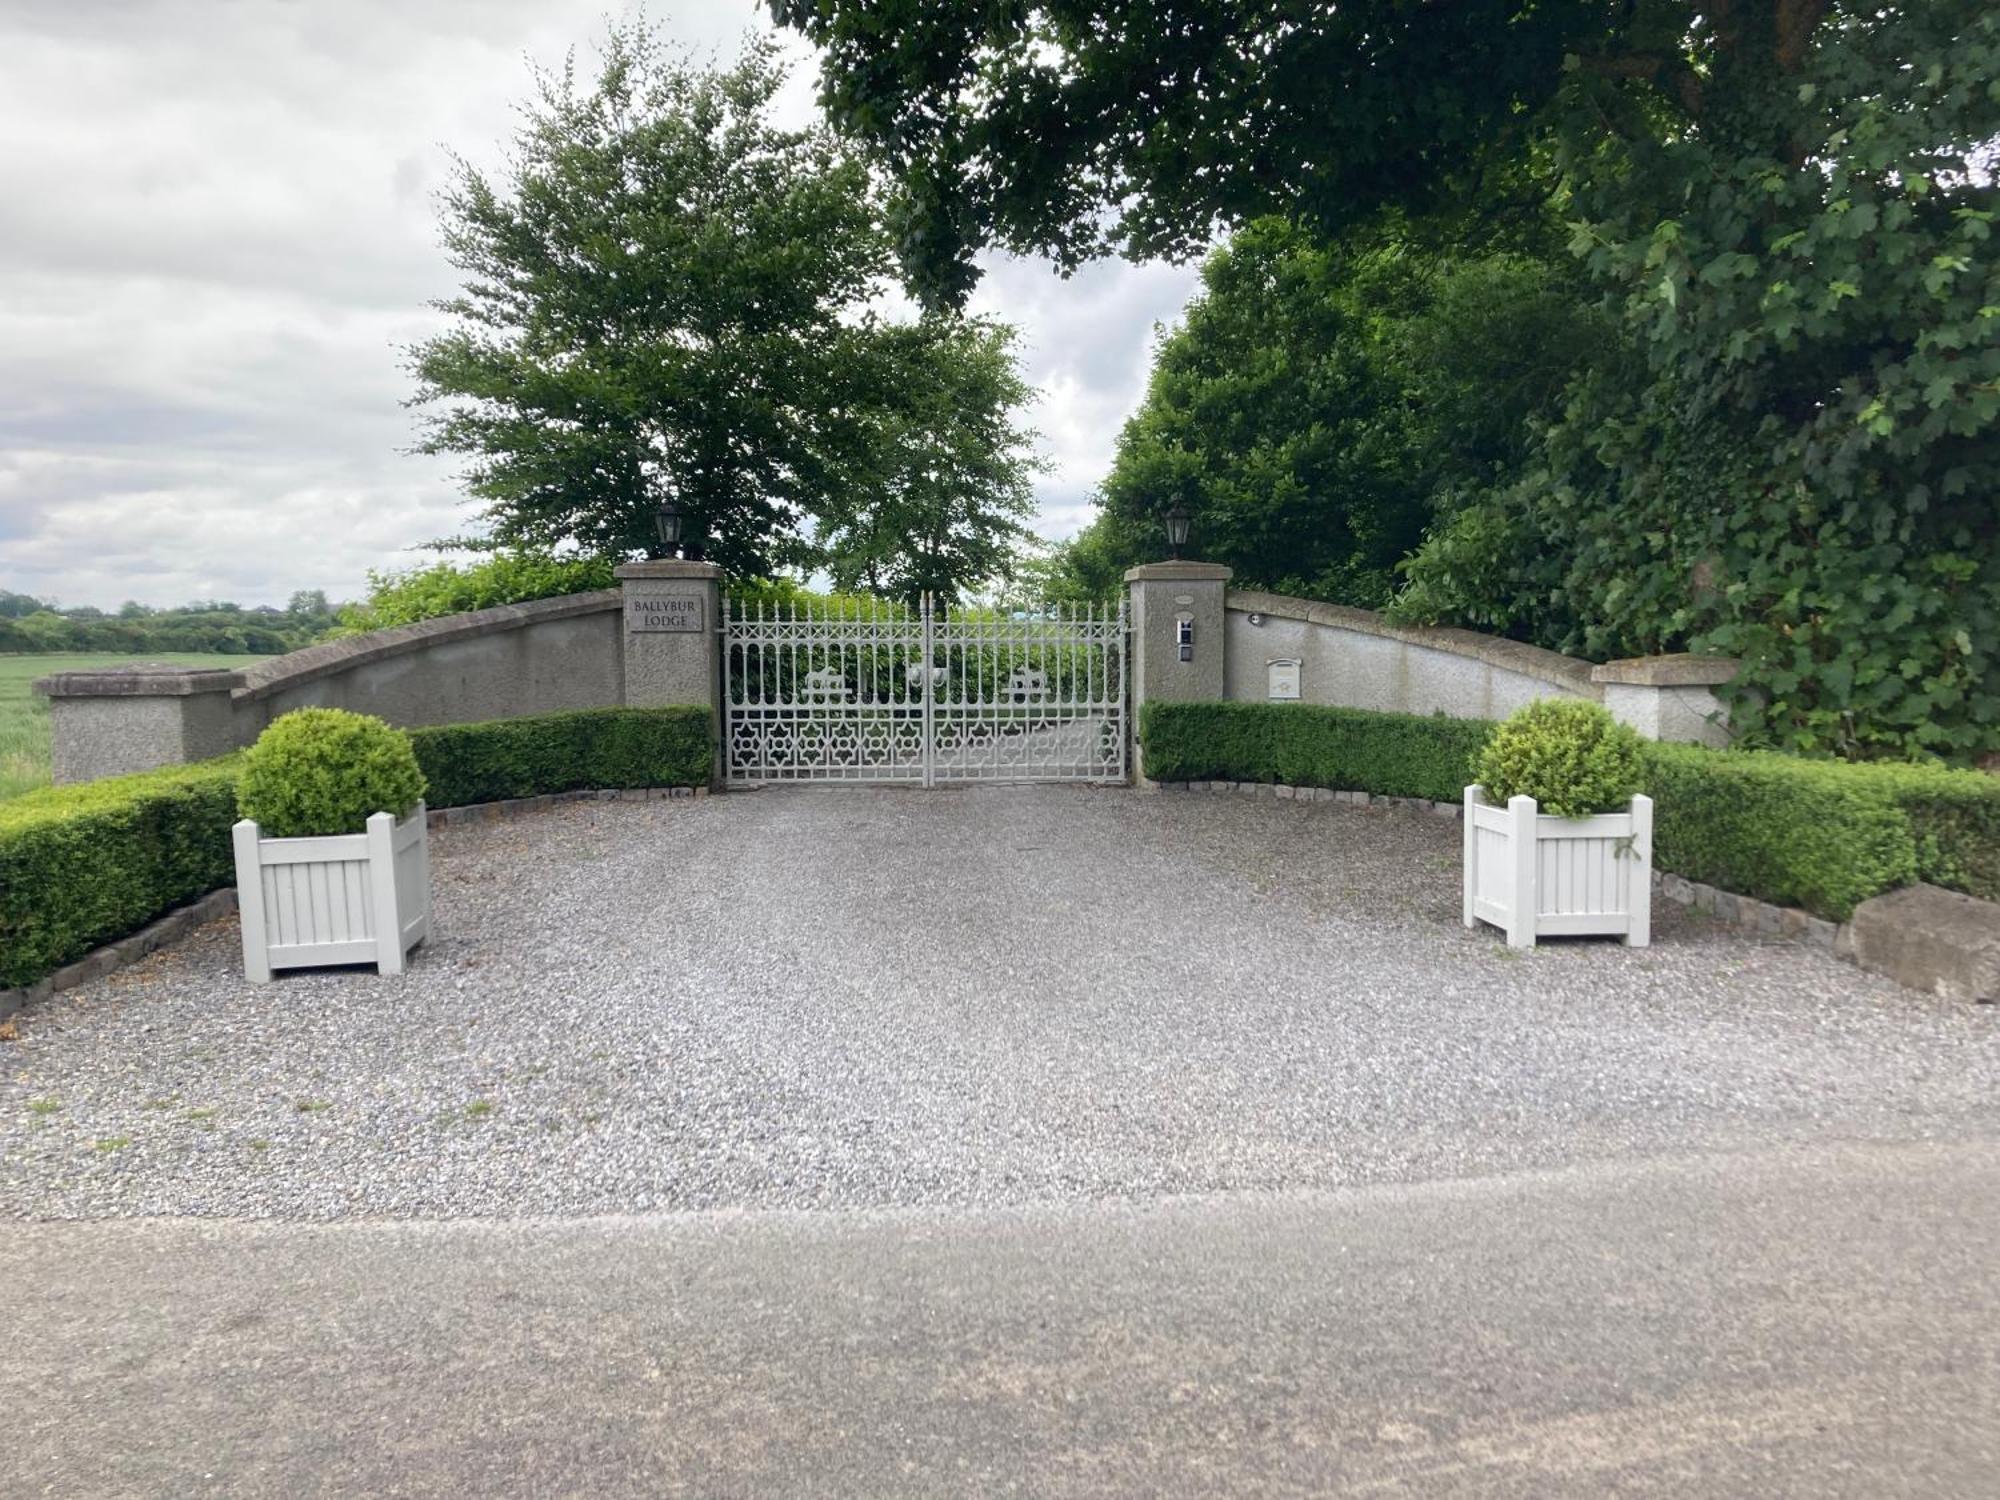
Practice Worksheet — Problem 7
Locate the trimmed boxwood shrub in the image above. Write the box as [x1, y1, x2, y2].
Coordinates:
[0, 757, 242, 988]
[1139, 700, 1492, 803]
[407, 706, 711, 806]
[0, 706, 713, 990]
[237, 708, 427, 838]
[1475, 699, 1644, 818]
[1140, 700, 2000, 921]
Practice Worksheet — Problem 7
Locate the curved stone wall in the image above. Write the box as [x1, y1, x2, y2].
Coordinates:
[40, 591, 627, 784]
[1221, 589, 1733, 743]
[1224, 590, 1596, 719]
[40, 569, 1734, 788]
[233, 590, 625, 737]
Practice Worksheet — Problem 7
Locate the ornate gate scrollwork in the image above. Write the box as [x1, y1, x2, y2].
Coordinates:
[723, 594, 1126, 786]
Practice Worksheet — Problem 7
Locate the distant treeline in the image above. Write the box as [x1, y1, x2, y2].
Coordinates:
[0, 589, 345, 655]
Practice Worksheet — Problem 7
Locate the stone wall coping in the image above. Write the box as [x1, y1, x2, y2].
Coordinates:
[1124, 560, 1235, 583]
[34, 665, 244, 699]
[615, 560, 725, 581]
[1591, 653, 1740, 688]
[233, 589, 623, 705]
[1225, 588, 1601, 696]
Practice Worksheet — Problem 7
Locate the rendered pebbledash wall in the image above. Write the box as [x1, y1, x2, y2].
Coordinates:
[39, 591, 627, 785]
[1220, 588, 1735, 745]
[234, 591, 624, 738]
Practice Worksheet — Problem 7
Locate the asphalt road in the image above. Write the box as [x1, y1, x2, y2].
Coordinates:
[7, 1139, 1997, 1497]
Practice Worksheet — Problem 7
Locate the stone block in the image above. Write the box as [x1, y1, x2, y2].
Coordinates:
[1, 980, 52, 1017]
[1844, 884, 2000, 1002]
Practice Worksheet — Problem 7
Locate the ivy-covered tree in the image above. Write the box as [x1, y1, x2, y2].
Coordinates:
[1395, 3, 2000, 758]
[410, 27, 1041, 597]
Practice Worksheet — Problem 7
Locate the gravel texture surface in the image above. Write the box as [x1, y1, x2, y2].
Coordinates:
[3, 786, 1996, 1220]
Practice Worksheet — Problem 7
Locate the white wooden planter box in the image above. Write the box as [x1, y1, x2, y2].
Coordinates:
[232, 803, 430, 981]
[1462, 786, 1652, 949]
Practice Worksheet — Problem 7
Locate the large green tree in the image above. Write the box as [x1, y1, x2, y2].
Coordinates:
[410, 27, 1040, 595]
[770, 1, 1848, 306]
[1080, 220, 1602, 605]
[814, 318, 1041, 602]
[769, 0, 1615, 305]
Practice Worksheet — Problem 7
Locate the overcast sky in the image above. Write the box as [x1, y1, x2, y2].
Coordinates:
[0, 0, 1199, 609]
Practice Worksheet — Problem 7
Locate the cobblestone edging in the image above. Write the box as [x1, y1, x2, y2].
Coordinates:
[1, 888, 242, 1020]
[1147, 779, 1842, 954]
[0, 786, 711, 1019]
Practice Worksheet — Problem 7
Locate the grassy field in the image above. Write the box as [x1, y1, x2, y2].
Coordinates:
[0, 654, 267, 801]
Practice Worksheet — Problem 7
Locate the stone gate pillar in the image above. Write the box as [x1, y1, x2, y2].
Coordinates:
[36, 665, 245, 785]
[616, 560, 724, 782]
[1124, 560, 1233, 777]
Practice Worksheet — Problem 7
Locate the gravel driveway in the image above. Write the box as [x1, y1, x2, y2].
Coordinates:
[4, 786, 1997, 1219]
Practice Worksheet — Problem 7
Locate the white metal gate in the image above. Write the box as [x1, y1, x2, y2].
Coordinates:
[723, 594, 1127, 786]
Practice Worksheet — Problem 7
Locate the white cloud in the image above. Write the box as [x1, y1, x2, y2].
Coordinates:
[0, 0, 1197, 608]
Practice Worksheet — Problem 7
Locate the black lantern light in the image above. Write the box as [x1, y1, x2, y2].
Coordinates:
[1163, 502, 1192, 559]
[653, 499, 684, 558]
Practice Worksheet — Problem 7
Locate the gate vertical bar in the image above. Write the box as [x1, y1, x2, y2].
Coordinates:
[920, 592, 936, 789]
[720, 590, 732, 785]
[1115, 595, 1129, 783]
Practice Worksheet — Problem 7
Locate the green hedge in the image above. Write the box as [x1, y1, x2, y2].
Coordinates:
[1640, 743, 1916, 921]
[0, 706, 713, 990]
[0, 758, 243, 988]
[1140, 700, 2000, 922]
[1863, 762, 2000, 904]
[1139, 700, 1493, 803]
[408, 706, 712, 808]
